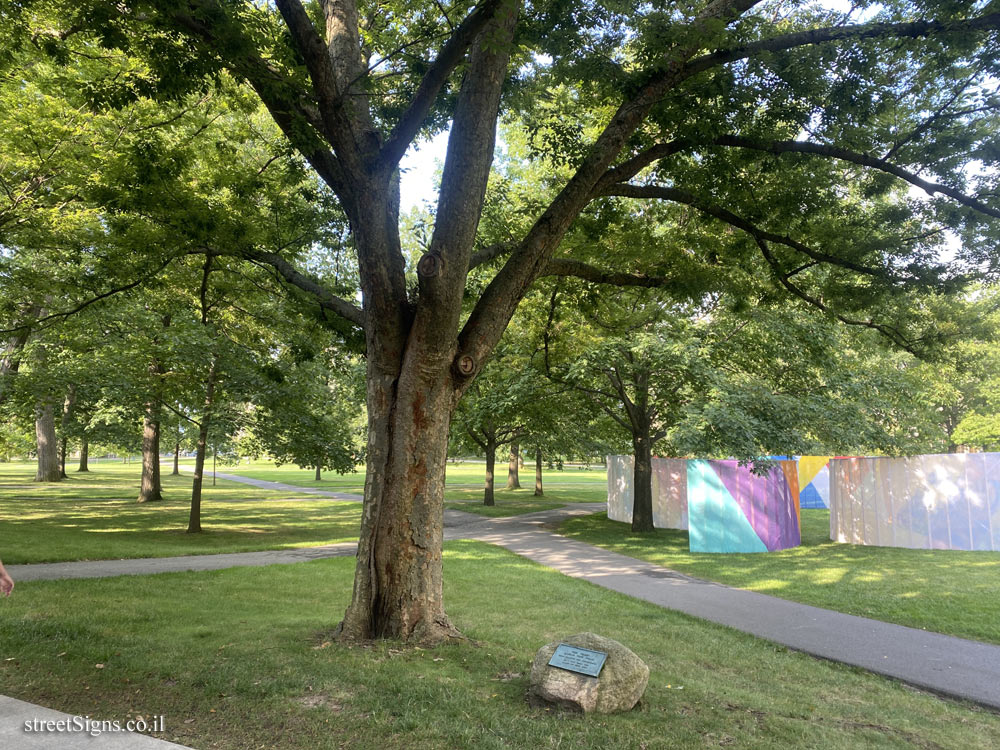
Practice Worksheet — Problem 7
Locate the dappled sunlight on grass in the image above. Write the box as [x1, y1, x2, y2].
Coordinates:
[0, 461, 362, 563]
[561, 509, 1000, 644]
[3, 543, 998, 749]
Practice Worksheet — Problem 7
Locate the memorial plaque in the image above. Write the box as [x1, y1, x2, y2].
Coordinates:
[547, 643, 608, 678]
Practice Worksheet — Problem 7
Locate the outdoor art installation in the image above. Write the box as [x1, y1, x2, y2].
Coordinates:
[606, 456, 688, 530]
[829, 453, 1000, 551]
[607, 457, 802, 552]
[687, 460, 801, 553]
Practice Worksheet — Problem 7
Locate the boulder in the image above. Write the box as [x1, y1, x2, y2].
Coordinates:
[528, 632, 649, 714]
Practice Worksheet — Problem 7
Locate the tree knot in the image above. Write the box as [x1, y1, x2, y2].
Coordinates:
[453, 354, 477, 378]
[417, 253, 443, 278]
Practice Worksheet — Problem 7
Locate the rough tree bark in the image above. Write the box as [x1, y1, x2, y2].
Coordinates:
[34, 401, 61, 482]
[78, 437, 89, 472]
[506, 442, 520, 489]
[172, 441, 180, 475]
[534, 446, 544, 496]
[138, 412, 163, 502]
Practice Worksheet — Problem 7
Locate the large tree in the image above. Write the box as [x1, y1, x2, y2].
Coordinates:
[10, 0, 1000, 642]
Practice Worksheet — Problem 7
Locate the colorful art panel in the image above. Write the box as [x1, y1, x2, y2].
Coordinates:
[605, 456, 688, 529]
[687, 460, 801, 553]
[797, 456, 833, 509]
[829, 453, 1000, 551]
[606, 454, 634, 524]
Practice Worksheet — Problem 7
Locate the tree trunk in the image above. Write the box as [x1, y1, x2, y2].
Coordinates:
[534, 446, 544, 496]
[58, 386, 76, 479]
[34, 402, 61, 482]
[336, 351, 462, 645]
[484, 438, 498, 506]
[138, 413, 163, 502]
[631, 429, 655, 532]
[315, 465, 322, 481]
[172, 442, 180, 475]
[506, 442, 521, 489]
[59, 437, 67, 479]
[188, 358, 217, 533]
[138, 356, 164, 502]
[78, 437, 89, 472]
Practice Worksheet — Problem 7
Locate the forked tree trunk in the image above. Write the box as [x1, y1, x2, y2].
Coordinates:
[484, 438, 498, 506]
[172, 442, 180, 475]
[77, 437, 89, 472]
[138, 414, 163, 503]
[534, 446, 544, 496]
[506, 442, 520, 489]
[631, 427, 655, 532]
[34, 402, 61, 482]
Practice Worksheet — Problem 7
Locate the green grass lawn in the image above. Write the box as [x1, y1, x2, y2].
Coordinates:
[0, 462, 362, 564]
[561, 509, 1000, 645]
[1, 541, 996, 750]
[218, 458, 608, 517]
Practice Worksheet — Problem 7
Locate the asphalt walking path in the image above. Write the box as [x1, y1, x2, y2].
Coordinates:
[178, 466, 364, 501]
[4, 482, 1000, 748]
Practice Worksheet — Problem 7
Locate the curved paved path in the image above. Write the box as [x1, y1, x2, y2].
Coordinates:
[7, 479, 1000, 713]
[179, 466, 363, 501]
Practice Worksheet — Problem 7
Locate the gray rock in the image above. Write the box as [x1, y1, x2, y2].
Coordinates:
[528, 632, 649, 713]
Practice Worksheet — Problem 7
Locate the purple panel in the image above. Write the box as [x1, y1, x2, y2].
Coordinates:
[711, 460, 799, 551]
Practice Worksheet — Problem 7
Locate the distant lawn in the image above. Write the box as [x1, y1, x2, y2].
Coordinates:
[444, 485, 606, 517]
[222, 458, 607, 492]
[561, 509, 1000, 645]
[0, 462, 361, 564]
[220, 458, 609, 518]
[1, 541, 997, 750]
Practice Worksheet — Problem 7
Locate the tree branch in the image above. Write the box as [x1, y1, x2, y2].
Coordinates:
[754, 237, 918, 353]
[241, 249, 365, 328]
[601, 183, 895, 280]
[468, 241, 515, 270]
[379, 0, 507, 171]
[683, 13, 1000, 78]
[540, 258, 678, 288]
[711, 135, 1000, 221]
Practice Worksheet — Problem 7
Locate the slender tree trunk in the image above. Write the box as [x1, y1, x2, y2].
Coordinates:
[484, 438, 498, 506]
[58, 386, 76, 479]
[315, 465, 322, 481]
[534, 446, 544, 496]
[172, 442, 180, 475]
[138, 414, 163, 502]
[34, 402, 61, 482]
[506, 442, 521, 489]
[78, 437, 89, 472]
[188, 358, 217, 533]
[138, 357, 164, 502]
[631, 427, 655, 532]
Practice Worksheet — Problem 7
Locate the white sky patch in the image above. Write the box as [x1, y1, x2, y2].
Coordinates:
[399, 129, 450, 212]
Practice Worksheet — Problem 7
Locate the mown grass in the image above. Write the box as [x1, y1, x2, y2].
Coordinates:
[0, 462, 362, 564]
[1, 541, 997, 750]
[561, 510, 1000, 645]
[211, 458, 608, 517]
